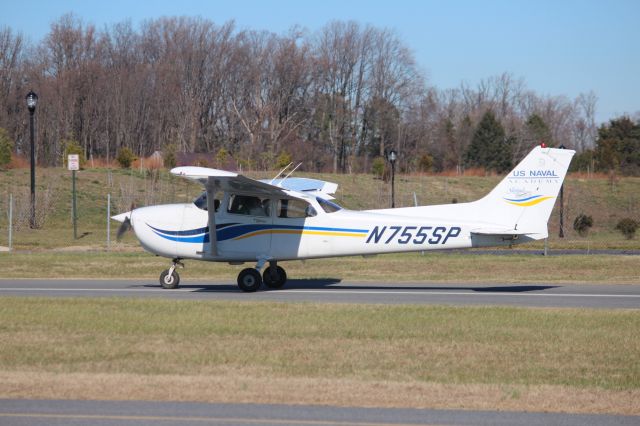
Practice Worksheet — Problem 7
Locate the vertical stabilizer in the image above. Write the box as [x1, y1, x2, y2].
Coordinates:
[472, 146, 575, 238]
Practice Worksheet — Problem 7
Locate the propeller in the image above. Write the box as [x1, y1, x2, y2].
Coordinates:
[114, 203, 135, 242]
[116, 216, 132, 241]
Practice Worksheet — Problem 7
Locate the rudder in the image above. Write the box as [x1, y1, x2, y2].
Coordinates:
[473, 146, 575, 238]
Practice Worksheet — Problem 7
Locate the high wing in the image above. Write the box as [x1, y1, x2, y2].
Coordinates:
[170, 166, 289, 197]
[171, 166, 339, 199]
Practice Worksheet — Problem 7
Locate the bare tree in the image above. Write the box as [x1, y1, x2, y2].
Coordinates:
[0, 15, 603, 174]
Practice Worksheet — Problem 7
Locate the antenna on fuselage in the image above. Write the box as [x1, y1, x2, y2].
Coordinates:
[280, 162, 302, 184]
[270, 163, 293, 184]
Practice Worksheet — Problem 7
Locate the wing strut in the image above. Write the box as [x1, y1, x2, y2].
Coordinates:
[206, 177, 218, 257]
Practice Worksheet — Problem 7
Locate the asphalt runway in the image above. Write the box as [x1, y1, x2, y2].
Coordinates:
[1, 400, 638, 426]
[0, 278, 639, 308]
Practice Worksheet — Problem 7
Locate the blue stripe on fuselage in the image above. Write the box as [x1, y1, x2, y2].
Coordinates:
[147, 223, 368, 243]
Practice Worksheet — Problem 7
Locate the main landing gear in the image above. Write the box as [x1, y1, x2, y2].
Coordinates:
[237, 259, 287, 292]
[159, 258, 287, 293]
[160, 258, 183, 289]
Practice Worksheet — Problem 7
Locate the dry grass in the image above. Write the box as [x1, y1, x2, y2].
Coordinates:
[2, 371, 639, 415]
[0, 298, 638, 413]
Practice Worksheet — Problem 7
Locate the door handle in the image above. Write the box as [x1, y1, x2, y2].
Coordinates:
[253, 219, 267, 224]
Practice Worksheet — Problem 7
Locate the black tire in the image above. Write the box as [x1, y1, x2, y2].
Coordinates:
[263, 266, 287, 289]
[160, 269, 180, 289]
[237, 268, 262, 292]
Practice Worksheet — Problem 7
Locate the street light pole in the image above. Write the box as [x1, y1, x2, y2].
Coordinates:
[388, 149, 397, 208]
[26, 91, 38, 229]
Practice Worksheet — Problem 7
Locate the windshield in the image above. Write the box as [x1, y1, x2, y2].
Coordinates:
[316, 197, 342, 213]
[193, 191, 220, 212]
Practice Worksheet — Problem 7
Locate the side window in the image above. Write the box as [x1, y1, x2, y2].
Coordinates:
[227, 194, 270, 217]
[316, 197, 342, 213]
[278, 199, 317, 218]
[193, 191, 220, 212]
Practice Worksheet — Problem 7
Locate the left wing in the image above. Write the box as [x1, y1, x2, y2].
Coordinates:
[170, 166, 289, 197]
[171, 166, 338, 199]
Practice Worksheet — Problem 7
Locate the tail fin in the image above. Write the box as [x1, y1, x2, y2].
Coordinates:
[472, 146, 575, 239]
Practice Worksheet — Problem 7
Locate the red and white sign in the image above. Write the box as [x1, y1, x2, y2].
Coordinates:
[68, 154, 79, 171]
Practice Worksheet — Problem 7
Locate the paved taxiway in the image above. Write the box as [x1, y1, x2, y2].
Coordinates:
[1, 400, 639, 426]
[0, 279, 639, 308]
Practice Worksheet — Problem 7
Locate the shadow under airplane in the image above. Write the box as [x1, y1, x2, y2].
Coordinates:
[137, 279, 558, 294]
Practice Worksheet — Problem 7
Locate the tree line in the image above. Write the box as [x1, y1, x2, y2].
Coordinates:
[0, 14, 628, 174]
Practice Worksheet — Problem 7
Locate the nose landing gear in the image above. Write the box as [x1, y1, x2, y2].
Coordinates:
[160, 258, 183, 289]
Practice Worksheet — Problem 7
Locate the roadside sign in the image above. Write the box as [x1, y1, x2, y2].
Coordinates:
[68, 154, 79, 171]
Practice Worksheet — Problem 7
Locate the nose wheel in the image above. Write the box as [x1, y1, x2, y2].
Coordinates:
[160, 258, 183, 289]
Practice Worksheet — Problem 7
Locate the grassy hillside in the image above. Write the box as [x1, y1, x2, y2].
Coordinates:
[0, 166, 638, 250]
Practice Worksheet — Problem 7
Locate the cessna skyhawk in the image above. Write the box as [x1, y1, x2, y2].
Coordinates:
[112, 145, 574, 292]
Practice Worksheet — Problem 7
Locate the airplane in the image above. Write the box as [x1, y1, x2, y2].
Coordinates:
[112, 144, 575, 292]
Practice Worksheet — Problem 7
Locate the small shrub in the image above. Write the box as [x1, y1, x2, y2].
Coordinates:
[573, 213, 593, 237]
[62, 139, 85, 169]
[116, 147, 136, 169]
[193, 157, 210, 168]
[615, 218, 638, 240]
[372, 157, 385, 178]
[215, 147, 228, 166]
[276, 151, 292, 169]
[0, 128, 13, 169]
[237, 158, 255, 171]
[417, 153, 434, 172]
[164, 145, 177, 169]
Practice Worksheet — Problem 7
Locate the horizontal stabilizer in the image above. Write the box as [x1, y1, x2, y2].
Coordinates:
[470, 228, 537, 236]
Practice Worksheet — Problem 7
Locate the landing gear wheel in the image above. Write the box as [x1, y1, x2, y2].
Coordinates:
[237, 268, 262, 292]
[263, 266, 287, 289]
[160, 269, 180, 289]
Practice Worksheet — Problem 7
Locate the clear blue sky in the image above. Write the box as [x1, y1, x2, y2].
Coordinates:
[2, 0, 639, 124]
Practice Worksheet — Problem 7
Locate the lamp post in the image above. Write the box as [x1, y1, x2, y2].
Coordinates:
[387, 149, 397, 208]
[26, 90, 38, 229]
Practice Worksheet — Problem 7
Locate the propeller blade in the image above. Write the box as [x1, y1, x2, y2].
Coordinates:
[116, 217, 131, 241]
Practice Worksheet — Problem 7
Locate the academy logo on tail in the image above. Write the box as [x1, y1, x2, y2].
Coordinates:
[503, 194, 554, 207]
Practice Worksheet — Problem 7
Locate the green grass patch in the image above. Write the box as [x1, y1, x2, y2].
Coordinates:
[0, 252, 637, 284]
[0, 297, 638, 390]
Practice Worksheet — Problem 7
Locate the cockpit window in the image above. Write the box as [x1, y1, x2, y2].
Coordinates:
[193, 191, 220, 212]
[227, 194, 271, 217]
[316, 197, 342, 213]
[278, 199, 317, 218]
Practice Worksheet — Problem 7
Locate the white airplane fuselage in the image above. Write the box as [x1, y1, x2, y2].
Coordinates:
[115, 146, 575, 291]
[130, 191, 542, 263]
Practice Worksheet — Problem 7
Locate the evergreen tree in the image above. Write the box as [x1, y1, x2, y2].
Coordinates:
[464, 111, 512, 173]
[0, 128, 13, 170]
[595, 117, 640, 175]
[524, 114, 552, 146]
